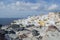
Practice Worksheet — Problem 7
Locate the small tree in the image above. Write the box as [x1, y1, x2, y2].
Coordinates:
[0, 24, 2, 29]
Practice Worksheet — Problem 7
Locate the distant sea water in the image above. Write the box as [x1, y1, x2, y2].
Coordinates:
[0, 18, 22, 26]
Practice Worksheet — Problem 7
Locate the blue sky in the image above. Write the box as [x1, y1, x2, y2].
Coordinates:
[0, 0, 60, 18]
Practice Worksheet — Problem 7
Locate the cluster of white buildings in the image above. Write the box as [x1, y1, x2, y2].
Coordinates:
[11, 12, 60, 28]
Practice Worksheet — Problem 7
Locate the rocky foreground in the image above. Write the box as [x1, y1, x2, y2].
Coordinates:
[0, 12, 60, 40]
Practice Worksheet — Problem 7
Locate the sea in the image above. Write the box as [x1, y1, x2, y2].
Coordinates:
[0, 18, 22, 26]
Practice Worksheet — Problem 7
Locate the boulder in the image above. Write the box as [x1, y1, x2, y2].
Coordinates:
[32, 29, 40, 36]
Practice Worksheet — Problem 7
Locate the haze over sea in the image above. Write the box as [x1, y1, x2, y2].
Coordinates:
[0, 18, 21, 26]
